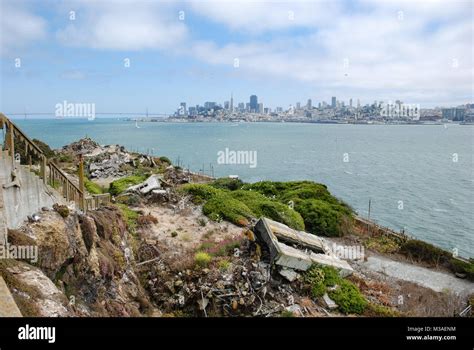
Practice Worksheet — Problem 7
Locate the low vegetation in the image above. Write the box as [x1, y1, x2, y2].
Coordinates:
[181, 179, 353, 236]
[365, 235, 401, 254]
[109, 174, 148, 196]
[303, 265, 367, 314]
[116, 204, 139, 232]
[400, 239, 474, 281]
[84, 178, 105, 195]
[194, 251, 212, 267]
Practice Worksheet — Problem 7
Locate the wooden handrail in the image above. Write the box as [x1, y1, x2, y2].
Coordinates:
[1, 113, 110, 212]
[0, 113, 44, 156]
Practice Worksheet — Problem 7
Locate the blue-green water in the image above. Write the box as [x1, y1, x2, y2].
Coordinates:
[8, 118, 474, 258]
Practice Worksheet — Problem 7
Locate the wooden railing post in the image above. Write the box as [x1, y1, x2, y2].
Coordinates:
[41, 156, 47, 184]
[6, 122, 14, 159]
[78, 154, 86, 212]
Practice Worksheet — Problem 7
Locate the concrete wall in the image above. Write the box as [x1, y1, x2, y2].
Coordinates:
[0, 151, 65, 231]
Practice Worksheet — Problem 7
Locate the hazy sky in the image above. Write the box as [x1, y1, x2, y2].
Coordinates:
[1, 0, 472, 115]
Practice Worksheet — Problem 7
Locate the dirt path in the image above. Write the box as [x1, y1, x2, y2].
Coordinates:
[355, 255, 473, 297]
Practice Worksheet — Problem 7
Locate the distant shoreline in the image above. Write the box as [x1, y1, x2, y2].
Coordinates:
[8, 117, 473, 126]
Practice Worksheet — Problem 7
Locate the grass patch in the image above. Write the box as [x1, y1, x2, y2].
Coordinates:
[116, 204, 139, 232]
[198, 237, 242, 257]
[364, 302, 401, 317]
[218, 259, 231, 271]
[194, 252, 212, 267]
[365, 235, 401, 254]
[85, 178, 105, 195]
[109, 174, 148, 196]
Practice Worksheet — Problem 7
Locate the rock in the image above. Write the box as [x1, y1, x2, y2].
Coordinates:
[279, 267, 300, 282]
[322, 293, 338, 310]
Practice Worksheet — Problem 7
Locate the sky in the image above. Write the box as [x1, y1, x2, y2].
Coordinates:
[0, 0, 472, 115]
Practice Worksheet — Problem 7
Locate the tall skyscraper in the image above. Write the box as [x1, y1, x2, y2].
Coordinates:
[179, 102, 187, 116]
[307, 99, 312, 109]
[349, 98, 353, 108]
[258, 103, 264, 114]
[230, 93, 234, 112]
[331, 97, 336, 108]
[250, 95, 258, 112]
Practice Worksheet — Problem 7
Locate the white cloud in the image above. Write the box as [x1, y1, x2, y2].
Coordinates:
[189, 0, 473, 105]
[56, 1, 187, 50]
[188, 0, 342, 33]
[0, 1, 47, 56]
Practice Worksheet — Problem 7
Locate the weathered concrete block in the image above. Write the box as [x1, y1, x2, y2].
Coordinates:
[309, 252, 353, 277]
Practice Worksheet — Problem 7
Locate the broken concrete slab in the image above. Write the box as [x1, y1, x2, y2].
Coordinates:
[253, 217, 353, 276]
[275, 242, 313, 271]
[309, 252, 353, 277]
[127, 175, 163, 195]
[266, 219, 327, 253]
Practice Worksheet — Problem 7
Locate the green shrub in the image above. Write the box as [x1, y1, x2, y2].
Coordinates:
[159, 156, 172, 165]
[109, 175, 148, 196]
[448, 258, 474, 281]
[230, 190, 304, 230]
[85, 178, 104, 195]
[194, 251, 212, 267]
[365, 303, 401, 317]
[304, 266, 327, 297]
[400, 239, 450, 266]
[183, 180, 353, 236]
[180, 184, 223, 203]
[57, 153, 74, 163]
[328, 279, 367, 314]
[296, 199, 351, 237]
[202, 193, 253, 226]
[211, 177, 244, 191]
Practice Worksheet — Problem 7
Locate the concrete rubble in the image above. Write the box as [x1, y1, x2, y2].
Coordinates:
[322, 293, 338, 310]
[60, 138, 159, 179]
[126, 175, 163, 195]
[253, 217, 354, 277]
